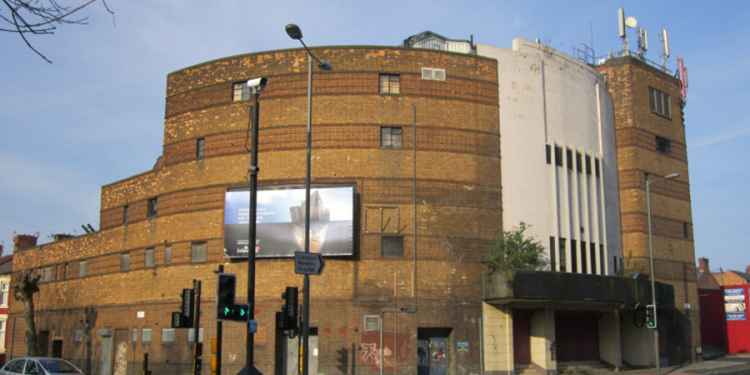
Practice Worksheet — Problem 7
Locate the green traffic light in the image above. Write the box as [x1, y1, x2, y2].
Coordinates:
[224, 306, 231, 316]
[240, 308, 246, 317]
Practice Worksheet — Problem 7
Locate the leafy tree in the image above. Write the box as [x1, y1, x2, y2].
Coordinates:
[484, 222, 547, 277]
[1, 0, 114, 63]
[12, 270, 40, 356]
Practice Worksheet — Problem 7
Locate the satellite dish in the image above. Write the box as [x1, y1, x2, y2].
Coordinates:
[625, 16, 638, 28]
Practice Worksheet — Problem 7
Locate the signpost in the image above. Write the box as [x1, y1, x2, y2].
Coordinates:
[294, 252, 324, 275]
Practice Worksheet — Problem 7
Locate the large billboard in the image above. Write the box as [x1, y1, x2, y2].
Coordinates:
[224, 185, 355, 258]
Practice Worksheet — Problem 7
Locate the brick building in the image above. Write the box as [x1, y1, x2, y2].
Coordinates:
[7, 36, 698, 375]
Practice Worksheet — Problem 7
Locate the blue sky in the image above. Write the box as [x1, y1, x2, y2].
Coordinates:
[1, 1, 748, 272]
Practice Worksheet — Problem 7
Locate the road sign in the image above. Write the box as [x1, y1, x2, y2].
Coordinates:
[294, 252, 324, 275]
[248, 320, 258, 333]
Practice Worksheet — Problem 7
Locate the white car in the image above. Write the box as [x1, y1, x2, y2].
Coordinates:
[0, 358, 84, 375]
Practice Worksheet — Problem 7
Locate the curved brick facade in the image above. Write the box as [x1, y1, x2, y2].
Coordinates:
[10, 47, 500, 375]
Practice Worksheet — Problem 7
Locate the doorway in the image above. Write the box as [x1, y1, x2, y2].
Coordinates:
[513, 310, 532, 366]
[417, 327, 451, 375]
[51, 339, 63, 358]
[555, 311, 600, 362]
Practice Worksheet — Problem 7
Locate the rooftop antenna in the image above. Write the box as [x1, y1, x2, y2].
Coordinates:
[618, 8, 628, 54]
[660, 28, 670, 70]
[637, 27, 648, 58]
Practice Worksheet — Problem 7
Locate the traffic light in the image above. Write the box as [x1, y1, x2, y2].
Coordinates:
[281, 287, 299, 335]
[171, 288, 195, 328]
[217, 273, 250, 321]
[645, 304, 657, 329]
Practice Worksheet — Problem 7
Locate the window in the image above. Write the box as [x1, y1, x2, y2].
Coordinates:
[5, 359, 25, 373]
[42, 266, 54, 282]
[558, 238, 567, 272]
[581, 241, 588, 274]
[554, 146, 563, 167]
[379, 74, 400, 95]
[79, 260, 88, 277]
[191, 242, 208, 263]
[421, 67, 446, 81]
[131, 328, 139, 343]
[162, 328, 175, 344]
[233, 82, 250, 102]
[123, 204, 129, 225]
[590, 243, 597, 275]
[576, 152, 582, 171]
[613, 255, 618, 275]
[145, 248, 155, 268]
[164, 247, 172, 265]
[545, 145, 551, 164]
[0, 282, 8, 306]
[188, 328, 204, 343]
[147, 197, 158, 218]
[585, 155, 592, 175]
[656, 136, 671, 154]
[570, 240, 578, 273]
[381, 235, 404, 257]
[549, 237, 556, 271]
[649, 87, 672, 118]
[120, 253, 130, 272]
[566, 149, 573, 170]
[683, 222, 690, 239]
[380, 127, 403, 149]
[196, 138, 205, 160]
[142, 328, 152, 343]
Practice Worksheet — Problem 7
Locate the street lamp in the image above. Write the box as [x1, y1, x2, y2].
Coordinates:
[645, 171, 679, 375]
[285, 23, 331, 375]
[245, 76, 266, 374]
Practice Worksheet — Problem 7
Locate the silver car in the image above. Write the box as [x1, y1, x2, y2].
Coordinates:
[0, 357, 84, 375]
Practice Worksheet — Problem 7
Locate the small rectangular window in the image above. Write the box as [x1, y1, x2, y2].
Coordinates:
[380, 127, 403, 149]
[120, 253, 130, 272]
[142, 328, 152, 343]
[558, 238, 567, 272]
[79, 260, 88, 277]
[162, 328, 175, 344]
[421, 67, 446, 81]
[656, 136, 671, 154]
[683, 222, 689, 239]
[590, 243, 597, 275]
[145, 248, 155, 268]
[191, 242, 208, 263]
[570, 240, 578, 273]
[581, 241, 588, 274]
[585, 155, 592, 175]
[566, 149, 573, 170]
[123, 204, 129, 225]
[381, 236, 404, 257]
[164, 247, 172, 265]
[196, 138, 205, 160]
[147, 197, 158, 218]
[233, 82, 250, 102]
[554, 146, 563, 167]
[379, 74, 400, 95]
[545, 145, 551, 164]
[549, 236, 556, 271]
[132, 328, 139, 343]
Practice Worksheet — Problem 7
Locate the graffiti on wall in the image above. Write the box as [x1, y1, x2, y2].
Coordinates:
[359, 332, 412, 370]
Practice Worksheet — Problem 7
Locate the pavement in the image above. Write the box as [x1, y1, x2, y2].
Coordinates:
[560, 354, 750, 375]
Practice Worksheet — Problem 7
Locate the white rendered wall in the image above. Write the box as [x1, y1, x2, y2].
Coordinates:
[477, 38, 622, 275]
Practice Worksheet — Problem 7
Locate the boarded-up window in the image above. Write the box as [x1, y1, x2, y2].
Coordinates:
[381, 235, 404, 257]
[191, 242, 207, 263]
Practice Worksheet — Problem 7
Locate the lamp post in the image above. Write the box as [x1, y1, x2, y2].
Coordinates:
[285, 23, 331, 375]
[645, 171, 679, 375]
[246, 77, 267, 374]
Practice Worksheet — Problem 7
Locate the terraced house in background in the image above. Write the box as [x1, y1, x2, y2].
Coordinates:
[6, 30, 696, 375]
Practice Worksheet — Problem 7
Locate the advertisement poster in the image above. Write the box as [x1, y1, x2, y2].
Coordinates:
[724, 288, 746, 321]
[224, 186, 354, 258]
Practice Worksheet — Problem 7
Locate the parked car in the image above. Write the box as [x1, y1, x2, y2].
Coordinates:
[0, 357, 84, 375]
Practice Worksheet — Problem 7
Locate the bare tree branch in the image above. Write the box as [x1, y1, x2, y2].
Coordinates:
[2, 0, 115, 63]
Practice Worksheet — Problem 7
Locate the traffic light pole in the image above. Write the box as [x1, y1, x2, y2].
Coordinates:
[247, 90, 261, 369]
[215, 264, 224, 375]
[193, 280, 203, 375]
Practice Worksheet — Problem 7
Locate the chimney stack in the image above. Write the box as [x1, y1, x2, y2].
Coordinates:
[698, 257, 710, 273]
[13, 234, 38, 251]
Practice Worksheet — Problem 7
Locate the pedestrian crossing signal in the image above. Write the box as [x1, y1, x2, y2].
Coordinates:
[217, 273, 250, 322]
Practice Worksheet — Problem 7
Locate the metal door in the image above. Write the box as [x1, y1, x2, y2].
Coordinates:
[428, 337, 449, 375]
[417, 340, 429, 375]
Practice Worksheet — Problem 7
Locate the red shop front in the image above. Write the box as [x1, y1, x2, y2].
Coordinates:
[723, 285, 750, 354]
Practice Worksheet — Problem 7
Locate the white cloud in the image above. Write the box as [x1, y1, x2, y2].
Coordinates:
[692, 126, 750, 149]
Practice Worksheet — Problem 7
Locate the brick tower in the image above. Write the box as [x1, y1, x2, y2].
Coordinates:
[597, 56, 699, 361]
